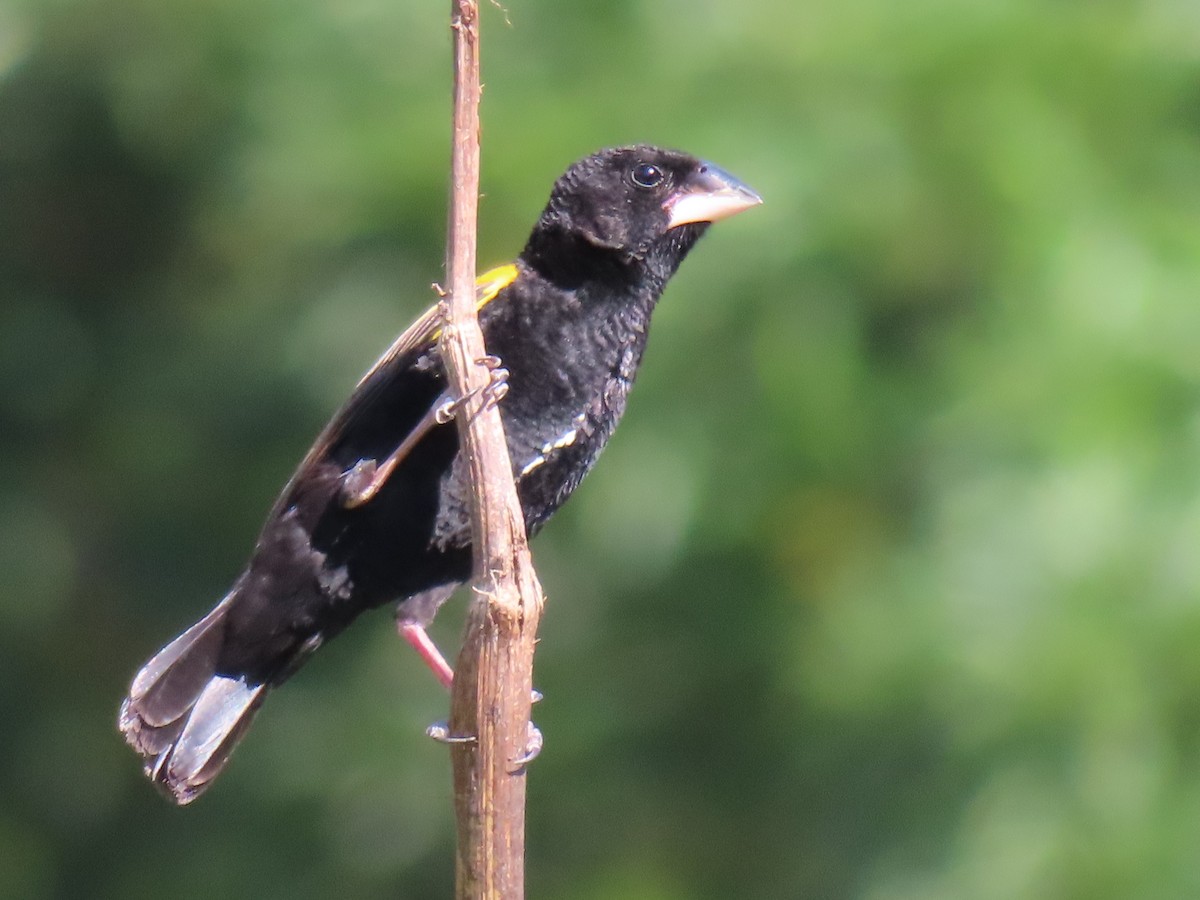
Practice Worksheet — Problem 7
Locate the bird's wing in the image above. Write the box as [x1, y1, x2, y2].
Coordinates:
[263, 264, 520, 522]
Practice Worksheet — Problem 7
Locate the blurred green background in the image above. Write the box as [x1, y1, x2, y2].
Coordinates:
[3, 0, 1200, 897]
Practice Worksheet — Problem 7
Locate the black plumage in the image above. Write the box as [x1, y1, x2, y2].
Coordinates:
[119, 145, 761, 803]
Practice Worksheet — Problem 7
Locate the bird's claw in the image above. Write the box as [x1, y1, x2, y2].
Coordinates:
[435, 359, 510, 425]
[426, 716, 541, 769]
[511, 722, 543, 770]
[474, 355, 510, 410]
[426, 721, 477, 744]
[340, 459, 379, 507]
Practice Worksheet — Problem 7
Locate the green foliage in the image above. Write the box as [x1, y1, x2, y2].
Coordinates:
[2, 0, 1200, 896]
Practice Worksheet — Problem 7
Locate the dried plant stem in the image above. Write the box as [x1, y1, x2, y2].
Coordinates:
[438, 1, 544, 897]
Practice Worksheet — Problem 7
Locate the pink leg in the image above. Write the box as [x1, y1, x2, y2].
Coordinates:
[398, 621, 455, 689]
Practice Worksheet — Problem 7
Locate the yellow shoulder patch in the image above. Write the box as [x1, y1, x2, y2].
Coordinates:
[292, 262, 522, 489]
[475, 263, 519, 309]
[425, 263, 520, 344]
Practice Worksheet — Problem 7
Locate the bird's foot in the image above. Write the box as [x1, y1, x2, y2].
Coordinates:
[435, 356, 510, 425]
[341, 458, 380, 506]
[426, 722, 476, 744]
[512, 722, 543, 770]
[424, 720, 543, 772]
[397, 620, 456, 688]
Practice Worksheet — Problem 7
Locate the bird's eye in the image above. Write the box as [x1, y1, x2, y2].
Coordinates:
[631, 163, 664, 189]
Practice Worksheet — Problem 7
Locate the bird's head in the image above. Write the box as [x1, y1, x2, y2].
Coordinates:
[525, 145, 761, 282]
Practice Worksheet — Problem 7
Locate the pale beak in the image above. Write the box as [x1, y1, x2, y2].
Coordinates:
[665, 161, 763, 228]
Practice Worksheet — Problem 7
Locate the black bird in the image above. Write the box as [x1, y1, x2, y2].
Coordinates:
[119, 145, 761, 803]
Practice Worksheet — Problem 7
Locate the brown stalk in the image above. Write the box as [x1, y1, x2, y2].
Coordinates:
[438, 1, 544, 896]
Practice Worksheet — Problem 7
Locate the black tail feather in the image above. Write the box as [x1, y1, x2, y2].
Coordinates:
[119, 595, 267, 804]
